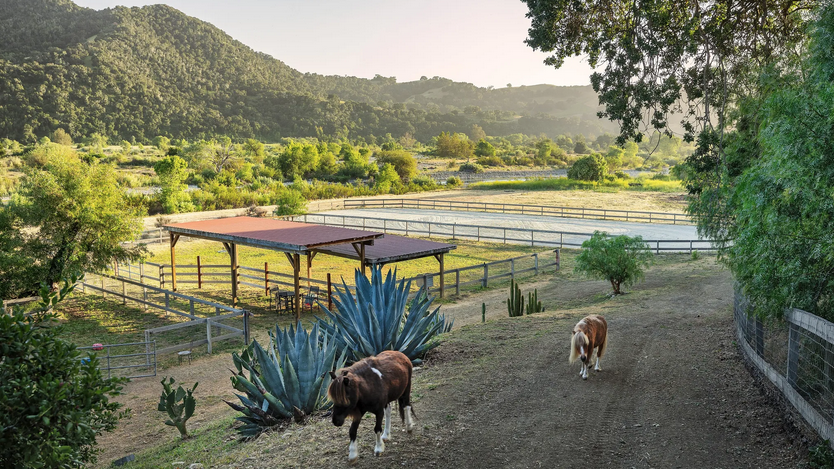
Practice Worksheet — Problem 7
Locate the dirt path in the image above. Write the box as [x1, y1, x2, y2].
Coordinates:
[96, 258, 809, 468]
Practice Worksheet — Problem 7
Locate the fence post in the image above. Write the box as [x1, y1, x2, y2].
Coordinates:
[164, 292, 170, 315]
[264, 261, 269, 295]
[477, 226, 480, 242]
[160, 265, 165, 289]
[511, 258, 515, 279]
[143, 283, 148, 312]
[101, 276, 105, 299]
[503, 228, 507, 244]
[206, 318, 213, 354]
[452, 223, 456, 239]
[121, 279, 126, 305]
[482, 263, 488, 288]
[197, 256, 202, 289]
[106, 346, 112, 380]
[140, 262, 145, 284]
[556, 249, 561, 269]
[657, 241, 660, 254]
[754, 318, 764, 356]
[145, 331, 150, 367]
[787, 321, 800, 389]
[534, 253, 539, 274]
[244, 310, 250, 345]
[189, 299, 195, 318]
[455, 270, 460, 296]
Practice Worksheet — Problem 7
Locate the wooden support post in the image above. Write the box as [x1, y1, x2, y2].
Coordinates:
[455, 270, 460, 296]
[555, 249, 561, 269]
[244, 310, 250, 345]
[327, 273, 333, 311]
[197, 256, 202, 289]
[293, 253, 301, 321]
[435, 253, 445, 299]
[230, 243, 239, 308]
[206, 318, 213, 354]
[534, 253, 539, 274]
[169, 233, 180, 292]
[121, 280, 126, 305]
[483, 263, 488, 288]
[264, 262, 269, 295]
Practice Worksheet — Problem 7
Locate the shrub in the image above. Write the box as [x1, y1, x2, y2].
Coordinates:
[458, 162, 484, 173]
[410, 174, 438, 190]
[574, 231, 653, 294]
[477, 156, 503, 167]
[316, 266, 453, 362]
[446, 176, 463, 187]
[226, 323, 345, 437]
[568, 153, 608, 181]
[614, 170, 631, 180]
[0, 277, 126, 467]
[273, 188, 307, 216]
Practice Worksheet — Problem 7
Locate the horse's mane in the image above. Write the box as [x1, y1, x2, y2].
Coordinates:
[328, 375, 350, 406]
[569, 330, 586, 364]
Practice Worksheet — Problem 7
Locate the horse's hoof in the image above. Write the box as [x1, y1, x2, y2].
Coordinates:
[374, 449, 383, 457]
[407, 426, 414, 434]
[582, 375, 587, 380]
[382, 435, 390, 442]
[348, 456, 359, 465]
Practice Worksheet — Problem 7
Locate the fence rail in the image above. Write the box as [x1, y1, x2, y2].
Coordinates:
[344, 198, 693, 225]
[80, 273, 249, 359]
[735, 292, 834, 446]
[290, 213, 714, 253]
[114, 250, 560, 304]
[78, 341, 157, 380]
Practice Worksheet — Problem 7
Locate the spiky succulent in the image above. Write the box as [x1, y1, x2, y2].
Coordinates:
[226, 322, 345, 437]
[316, 266, 453, 362]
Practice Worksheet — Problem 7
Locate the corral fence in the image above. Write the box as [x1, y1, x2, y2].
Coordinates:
[428, 169, 566, 182]
[77, 341, 157, 380]
[2, 296, 40, 315]
[735, 291, 834, 446]
[80, 272, 249, 358]
[112, 250, 561, 303]
[289, 213, 715, 253]
[344, 198, 692, 225]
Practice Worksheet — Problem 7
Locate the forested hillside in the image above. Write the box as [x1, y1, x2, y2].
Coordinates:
[0, 0, 617, 143]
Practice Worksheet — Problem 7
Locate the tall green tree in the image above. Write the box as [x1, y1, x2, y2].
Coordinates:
[724, 6, 834, 319]
[0, 146, 145, 298]
[154, 155, 191, 214]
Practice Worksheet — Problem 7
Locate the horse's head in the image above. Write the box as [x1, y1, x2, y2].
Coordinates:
[570, 329, 588, 363]
[328, 370, 359, 427]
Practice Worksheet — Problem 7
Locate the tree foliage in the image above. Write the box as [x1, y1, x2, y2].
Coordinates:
[724, 6, 834, 319]
[0, 276, 126, 467]
[568, 153, 607, 181]
[0, 145, 145, 298]
[574, 231, 653, 294]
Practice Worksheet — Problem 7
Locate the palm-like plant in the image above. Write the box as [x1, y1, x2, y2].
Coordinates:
[226, 322, 345, 437]
[316, 266, 453, 362]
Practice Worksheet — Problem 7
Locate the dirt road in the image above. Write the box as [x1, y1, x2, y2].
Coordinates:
[96, 258, 809, 468]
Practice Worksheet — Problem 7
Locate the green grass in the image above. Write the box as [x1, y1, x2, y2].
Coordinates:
[471, 177, 682, 193]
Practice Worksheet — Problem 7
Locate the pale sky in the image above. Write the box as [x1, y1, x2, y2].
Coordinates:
[72, 0, 594, 88]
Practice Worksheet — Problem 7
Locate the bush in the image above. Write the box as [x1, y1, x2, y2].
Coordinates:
[458, 162, 484, 173]
[477, 156, 504, 167]
[446, 176, 463, 187]
[410, 174, 438, 190]
[574, 231, 653, 294]
[614, 171, 631, 180]
[568, 153, 608, 181]
[0, 277, 126, 467]
[273, 188, 307, 216]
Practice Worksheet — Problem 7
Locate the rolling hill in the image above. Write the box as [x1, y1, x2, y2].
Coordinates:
[0, 0, 618, 143]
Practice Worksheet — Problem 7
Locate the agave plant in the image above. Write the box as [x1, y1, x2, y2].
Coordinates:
[226, 322, 345, 437]
[316, 266, 453, 362]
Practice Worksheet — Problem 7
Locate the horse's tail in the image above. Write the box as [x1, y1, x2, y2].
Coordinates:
[569, 331, 581, 364]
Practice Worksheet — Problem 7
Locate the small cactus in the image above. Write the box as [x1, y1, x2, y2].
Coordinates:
[507, 279, 524, 317]
[157, 377, 198, 439]
[526, 289, 543, 315]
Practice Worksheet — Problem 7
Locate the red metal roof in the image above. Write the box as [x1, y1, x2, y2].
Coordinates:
[165, 217, 383, 253]
[317, 234, 456, 265]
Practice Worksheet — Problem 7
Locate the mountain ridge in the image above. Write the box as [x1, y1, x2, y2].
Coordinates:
[0, 0, 617, 143]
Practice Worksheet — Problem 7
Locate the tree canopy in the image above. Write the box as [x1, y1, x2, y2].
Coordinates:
[0, 144, 145, 298]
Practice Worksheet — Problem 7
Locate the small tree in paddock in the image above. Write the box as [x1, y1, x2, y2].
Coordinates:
[574, 231, 653, 295]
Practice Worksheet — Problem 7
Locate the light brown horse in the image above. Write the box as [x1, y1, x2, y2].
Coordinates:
[569, 315, 608, 380]
[328, 350, 415, 464]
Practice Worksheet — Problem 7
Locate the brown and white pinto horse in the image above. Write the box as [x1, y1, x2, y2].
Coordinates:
[569, 314, 608, 380]
[328, 350, 415, 464]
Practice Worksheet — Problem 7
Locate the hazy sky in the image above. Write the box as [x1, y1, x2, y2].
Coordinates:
[72, 0, 594, 88]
